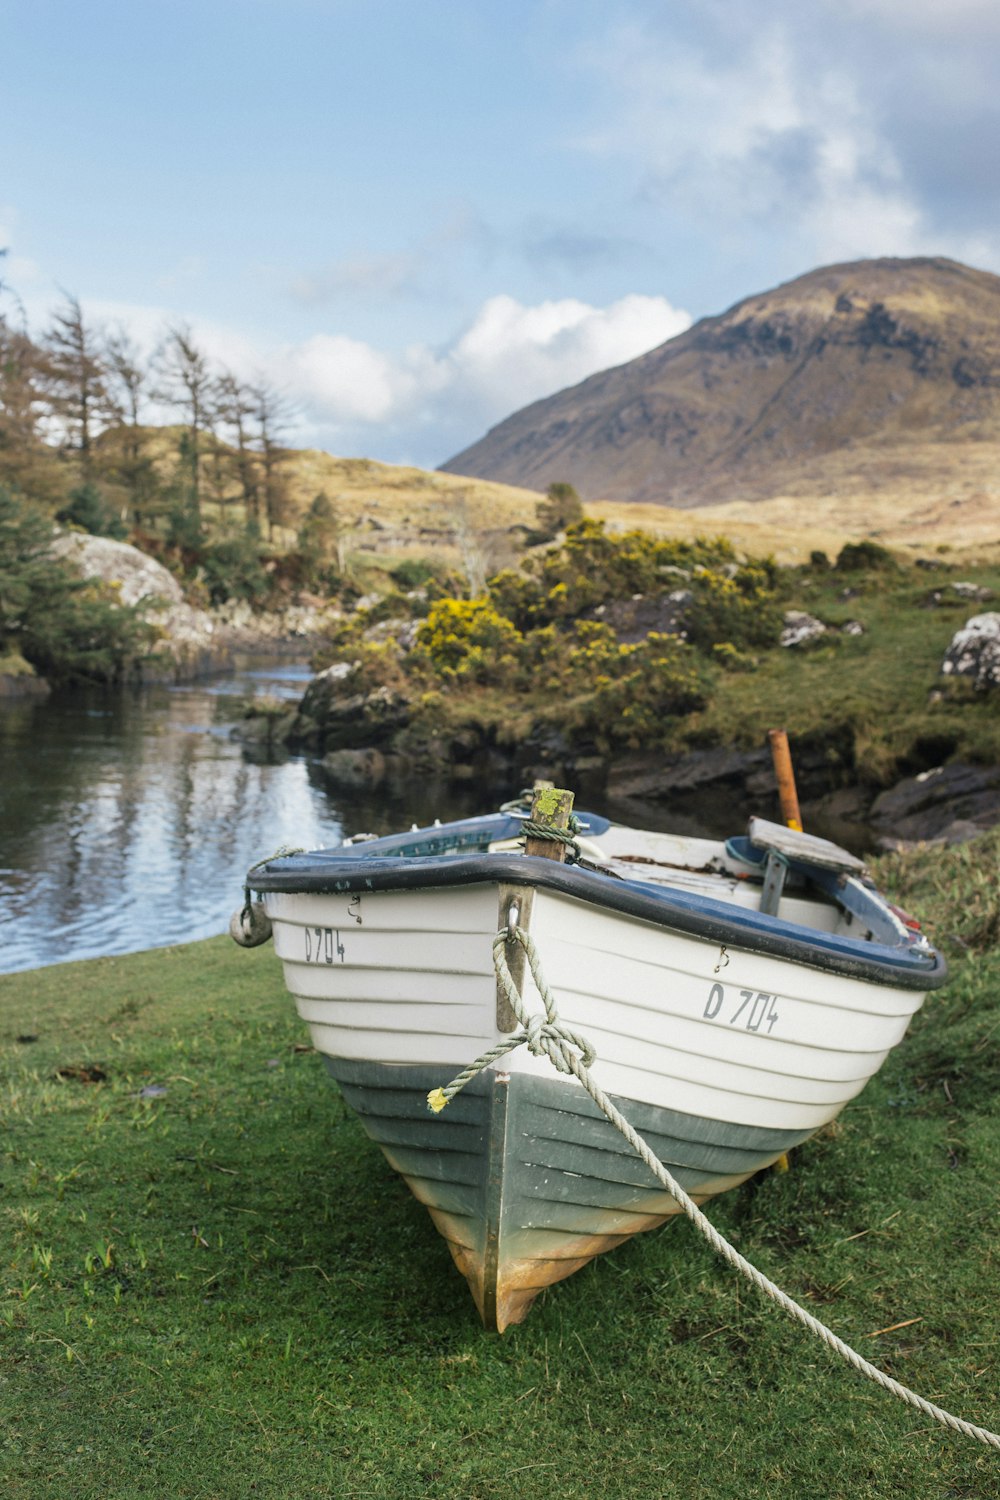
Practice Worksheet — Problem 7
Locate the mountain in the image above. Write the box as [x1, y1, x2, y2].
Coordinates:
[440, 257, 1000, 510]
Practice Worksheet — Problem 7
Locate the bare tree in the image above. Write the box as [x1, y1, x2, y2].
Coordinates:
[104, 326, 160, 527]
[215, 370, 260, 529]
[451, 494, 489, 597]
[249, 378, 296, 540]
[153, 324, 214, 521]
[44, 293, 108, 473]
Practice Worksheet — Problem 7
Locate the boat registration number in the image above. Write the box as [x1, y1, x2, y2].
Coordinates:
[304, 926, 345, 964]
[704, 983, 780, 1034]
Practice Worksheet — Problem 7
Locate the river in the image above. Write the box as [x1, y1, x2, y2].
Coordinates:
[1, 659, 864, 976]
[0, 658, 498, 975]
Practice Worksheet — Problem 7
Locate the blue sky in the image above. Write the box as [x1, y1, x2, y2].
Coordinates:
[3, 0, 999, 468]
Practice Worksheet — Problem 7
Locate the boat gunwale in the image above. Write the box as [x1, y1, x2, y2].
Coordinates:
[252, 847, 947, 992]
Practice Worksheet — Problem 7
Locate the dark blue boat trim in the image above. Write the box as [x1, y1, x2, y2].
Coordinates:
[249, 816, 946, 991]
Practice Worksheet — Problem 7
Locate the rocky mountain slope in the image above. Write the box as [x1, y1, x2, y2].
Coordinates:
[440, 257, 1000, 514]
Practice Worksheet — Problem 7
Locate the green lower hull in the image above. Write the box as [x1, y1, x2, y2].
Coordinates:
[325, 1058, 809, 1330]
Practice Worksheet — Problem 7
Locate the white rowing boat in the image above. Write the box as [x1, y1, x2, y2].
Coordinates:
[233, 805, 945, 1331]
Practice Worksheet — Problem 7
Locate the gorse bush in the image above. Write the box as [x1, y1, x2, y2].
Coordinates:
[581, 632, 710, 747]
[312, 519, 781, 750]
[684, 561, 785, 651]
[412, 598, 525, 685]
[488, 520, 748, 631]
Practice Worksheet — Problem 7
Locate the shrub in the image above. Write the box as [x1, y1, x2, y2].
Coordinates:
[391, 558, 439, 590]
[56, 482, 128, 539]
[200, 534, 271, 606]
[412, 598, 525, 685]
[836, 540, 898, 573]
[489, 521, 741, 631]
[0, 488, 153, 682]
[683, 562, 784, 651]
[582, 633, 709, 747]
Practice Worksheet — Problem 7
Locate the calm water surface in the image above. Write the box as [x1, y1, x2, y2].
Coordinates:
[0, 659, 489, 975]
[1, 658, 843, 976]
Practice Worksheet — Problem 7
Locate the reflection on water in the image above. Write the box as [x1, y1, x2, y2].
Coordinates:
[0, 655, 852, 975]
[0, 659, 482, 976]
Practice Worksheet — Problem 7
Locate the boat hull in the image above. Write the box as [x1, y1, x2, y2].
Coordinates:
[262, 874, 930, 1327]
[328, 1056, 812, 1331]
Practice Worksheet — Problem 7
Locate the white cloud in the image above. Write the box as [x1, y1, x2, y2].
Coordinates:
[277, 291, 690, 459]
[445, 292, 688, 412]
[572, 8, 1000, 276]
[285, 333, 404, 424]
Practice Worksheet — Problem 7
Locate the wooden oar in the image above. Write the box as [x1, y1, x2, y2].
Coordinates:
[767, 727, 802, 831]
[765, 728, 801, 1174]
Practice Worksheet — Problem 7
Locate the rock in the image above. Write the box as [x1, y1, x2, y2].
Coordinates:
[320, 747, 387, 789]
[0, 653, 51, 699]
[870, 761, 1000, 843]
[951, 581, 994, 602]
[290, 673, 412, 752]
[842, 620, 865, 636]
[941, 612, 1000, 688]
[50, 531, 227, 677]
[49, 530, 334, 680]
[590, 592, 691, 644]
[780, 610, 827, 647]
[51, 530, 186, 607]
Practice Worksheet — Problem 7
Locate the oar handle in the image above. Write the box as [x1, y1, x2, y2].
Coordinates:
[767, 728, 802, 831]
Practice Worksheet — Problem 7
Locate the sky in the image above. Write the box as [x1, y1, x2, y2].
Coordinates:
[3, 0, 999, 469]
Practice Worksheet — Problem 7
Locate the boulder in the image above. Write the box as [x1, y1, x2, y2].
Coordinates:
[870, 761, 1000, 845]
[49, 531, 332, 679]
[941, 613, 1000, 689]
[50, 531, 226, 677]
[320, 747, 388, 789]
[780, 610, 827, 647]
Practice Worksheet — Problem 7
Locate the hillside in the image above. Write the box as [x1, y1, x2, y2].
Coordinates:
[440, 257, 1000, 530]
[277, 449, 541, 570]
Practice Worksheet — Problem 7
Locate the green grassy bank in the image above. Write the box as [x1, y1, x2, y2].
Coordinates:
[2, 835, 999, 1499]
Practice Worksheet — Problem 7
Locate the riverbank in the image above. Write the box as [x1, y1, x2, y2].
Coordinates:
[2, 832, 998, 1498]
[248, 540, 1000, 851]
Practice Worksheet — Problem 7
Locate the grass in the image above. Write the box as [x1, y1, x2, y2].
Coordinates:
[2, 834, 999, 1498]
[687, 560, 1000, 773]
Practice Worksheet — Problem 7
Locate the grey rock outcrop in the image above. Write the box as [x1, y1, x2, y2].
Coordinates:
[870, 761, 1000, 847]
[780, 611, 827, 647]
[51, 531, 225, 676]
[49, 531, 332, 679]
[941, 613, 1000, 689]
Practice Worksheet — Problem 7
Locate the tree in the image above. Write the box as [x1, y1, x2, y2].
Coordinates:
[249, 378, 295, 540]
[535, 481, 583, 541]
[44, 293, 109, 474]
[0, 317, 64, 506]
[215, 370, 260, 528]
[154, 324, 214, 523]
[103, 326, 160, 528]
[296, 490, 343, 588]
[0, 487, 150, 680]
[56, 481, 127, 539]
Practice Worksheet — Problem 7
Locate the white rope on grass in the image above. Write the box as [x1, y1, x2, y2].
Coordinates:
[428, 925, 1000, 1452]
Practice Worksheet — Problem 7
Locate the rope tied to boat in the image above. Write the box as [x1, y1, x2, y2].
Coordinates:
[231, 846, 305, 948]
[427, 929, 595, 1113]
[428, 924, 1000, 1452]
[519, 817, 582, 860]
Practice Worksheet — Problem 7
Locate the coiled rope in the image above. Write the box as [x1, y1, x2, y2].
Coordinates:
[428, 925, 999, 1451]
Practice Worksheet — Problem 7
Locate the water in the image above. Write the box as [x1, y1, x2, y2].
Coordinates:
[0, 657, 869, 975]
[0, 659, 482, 975]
